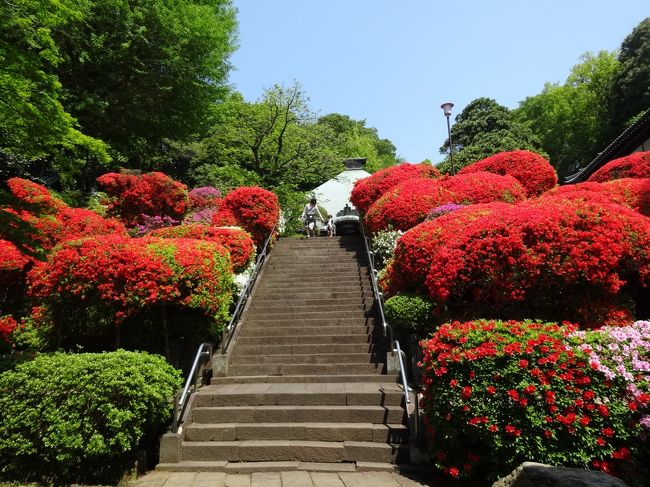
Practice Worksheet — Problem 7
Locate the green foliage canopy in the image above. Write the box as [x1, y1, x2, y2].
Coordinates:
[0, 0, 109, 181]
[55, 0, 238, 166]
[438, 98, 544, 173]
[516, 51, 620, 178]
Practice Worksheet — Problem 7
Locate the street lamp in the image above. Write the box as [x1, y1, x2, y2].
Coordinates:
[440, 102, 455, 175]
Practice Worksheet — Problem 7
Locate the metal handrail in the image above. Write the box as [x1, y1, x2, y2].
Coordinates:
[221, 225, 277, 354]
[171, 342, 212, 432]
[360, 222, 411, 405]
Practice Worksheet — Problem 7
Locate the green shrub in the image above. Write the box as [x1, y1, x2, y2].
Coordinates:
[0, 350, 181, 484]
[384, 294, 434, 333]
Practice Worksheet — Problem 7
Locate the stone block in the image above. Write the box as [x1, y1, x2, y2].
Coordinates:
[492, 462, 629, 487]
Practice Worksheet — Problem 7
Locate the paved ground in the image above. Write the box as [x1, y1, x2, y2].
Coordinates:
[129, 470, 439, 487]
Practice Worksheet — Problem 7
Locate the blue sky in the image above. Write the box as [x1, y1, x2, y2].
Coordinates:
[228, 1, 648, 164]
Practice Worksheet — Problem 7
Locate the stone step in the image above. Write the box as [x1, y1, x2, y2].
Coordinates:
[253, 294, 373, 304]
[243, 316, 375, 326]
[180, 440, 408, 463]
[184, 422, 408, 443]
[247, 298, 372, 310]
[253, 288, 373, 299]
[227, 362, 386, 376]
[238, 326, 374, 338]
[258, 275, 370, 286]
[230, 352, 384, 366]
[235, 334, 373, 346]
[211, 374, 398, 384]
[232, 343, 375, 357]
[155, 460, 417, 473]
[245, 309, 372, 320]
[264, 264, 368, 272]
[192, 405, 406, 424]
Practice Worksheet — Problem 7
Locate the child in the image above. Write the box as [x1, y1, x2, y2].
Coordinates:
[326, 215, 336, 237]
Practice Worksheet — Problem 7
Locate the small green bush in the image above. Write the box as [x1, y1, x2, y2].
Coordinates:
[0, 350, 181, 484]
[384, 294, 434, 333]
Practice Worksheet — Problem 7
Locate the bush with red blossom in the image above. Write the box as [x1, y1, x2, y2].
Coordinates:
[188, 186, 222, 210]
[440, 171, 527, 204]
[212, 187, 279, 248]
[150, 225, 255, 273]
[588, 151, 650, 183]
[459, 150, 557, 197]
[418, 198, 650, 327]
[0, 315, 18, 345]
[6, 178, 65, 214]
[350, 163, 441, 214]
[420, 319, 648, 484]
[27, 235, 233, 345]
[547, 178, 650, 217]
[383, 203, 509, 296]
[365, 178, 456, 233]
[96, 172, 188, 226]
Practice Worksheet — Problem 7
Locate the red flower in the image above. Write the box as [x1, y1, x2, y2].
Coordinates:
[587, 151, 650, 182]
[486, 386, 496, 395]
[508, 389, 520, 401]
[596, 437, 606, 447]
[351, 163, 441, 214]
[461, 386, 472, 399]
[597, 404, 609, 417]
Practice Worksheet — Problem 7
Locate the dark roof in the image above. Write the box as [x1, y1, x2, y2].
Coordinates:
[564, 108, 650, 183]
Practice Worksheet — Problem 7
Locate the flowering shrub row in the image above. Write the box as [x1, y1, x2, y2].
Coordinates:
[97, 172, 188, 226]
[459, 150, 558, 197]
[27, 235, 233, 328]
[420, 319, 649, 483]
[547, 178, 650, 217]
[365, 172, 527, 233]
[588, 151, 650, 183]
[212, 186, 280, 248]
[0, 315, 17, 344]
[6, 178, 64, 214]
[386, 197, 650, 327]
[350, 163, 440, 214]
[150, 225, 255, 272]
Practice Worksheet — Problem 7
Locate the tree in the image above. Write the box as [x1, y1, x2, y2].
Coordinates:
[437, 98, 544, 173]
[54, 0, 238, 166]
[0, 0, 109, 183]
[317, 113, 399, 172]
[516, 51, 619, 178]
[608, 17, 650, 131]
[191, 84, 344, 190]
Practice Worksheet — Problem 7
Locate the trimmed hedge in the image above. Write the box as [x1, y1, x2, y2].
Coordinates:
[0, 350, 181, 484]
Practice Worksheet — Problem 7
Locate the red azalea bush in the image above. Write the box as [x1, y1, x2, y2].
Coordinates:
[421, 198, 650, 327]
[150, 225, 255, 272]
[459, 150, 557, 197]
[0, 315, 18, 345]
[382, 203, 510, 295]
[350, 163, 441, 214]
[365, 178, 456, 233]
[97, 172, 188, 226]
[0, 239, 30, 275]
[6, 178, 65, 214]
[588, 151, 650, 183]
[440, 171, 527, 204]
[2, 181, 126, 255]
[27, 235, 233, 330]
[420, 320, 648, 484]
[212, 187, 279, 248]
[546, 179, 650, 217]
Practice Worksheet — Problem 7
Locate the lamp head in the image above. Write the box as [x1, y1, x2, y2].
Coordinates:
[440, 102, 454, 117]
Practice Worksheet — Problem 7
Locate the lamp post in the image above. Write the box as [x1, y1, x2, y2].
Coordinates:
[441, 102, 455, 175]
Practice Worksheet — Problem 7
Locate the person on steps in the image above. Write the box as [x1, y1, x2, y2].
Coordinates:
[326, 215, 336, 237]
[301, 197, 324, 238]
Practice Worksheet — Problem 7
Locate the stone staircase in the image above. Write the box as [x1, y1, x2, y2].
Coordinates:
[158, 235, 409, 473]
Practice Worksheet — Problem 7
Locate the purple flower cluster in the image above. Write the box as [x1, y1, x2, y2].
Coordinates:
[189, 186, 221, 209]
[426, 202, 465, 220]
[132, 214, 179, 236]
[183, 207, 218, 225]
[573, 321, 650, 426]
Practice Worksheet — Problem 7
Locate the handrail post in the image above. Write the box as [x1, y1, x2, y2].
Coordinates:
[360, 220, 411, 407]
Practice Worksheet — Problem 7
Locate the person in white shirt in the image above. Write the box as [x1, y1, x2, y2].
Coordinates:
[301, 197, 324, 238]
[326, 216, 336, 237]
